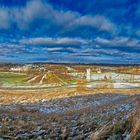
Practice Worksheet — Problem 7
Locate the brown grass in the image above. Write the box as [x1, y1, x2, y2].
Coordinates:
[0, 88, 140, 105]
[91, 97, 140, 140]
[130, 97, 140, 140]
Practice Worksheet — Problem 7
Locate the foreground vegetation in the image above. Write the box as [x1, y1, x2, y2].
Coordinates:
[0, 88, 140, 139]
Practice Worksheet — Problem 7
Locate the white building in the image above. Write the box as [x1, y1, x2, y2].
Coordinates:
[10, 65, 32, 72]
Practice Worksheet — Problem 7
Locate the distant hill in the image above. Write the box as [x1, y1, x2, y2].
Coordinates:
[26, 62, 140, 67]
[0, 63, 13, 67]
[0, 62, 140, 67]
[0, 62, 23, 67]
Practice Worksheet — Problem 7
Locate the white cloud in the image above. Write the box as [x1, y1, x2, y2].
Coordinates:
[65, 15, 116, 33]
[47, 47, 63, 51]
[13, 0, 46, 29]
[20, 37, 91, 46]
[136, 30, 140, 36]
[0, 0, 116, 33]
[95, 37, 140, 47]
[0, 43, 22, 54]
[82, 48, 120, 55]
[0, 8, 11, 29]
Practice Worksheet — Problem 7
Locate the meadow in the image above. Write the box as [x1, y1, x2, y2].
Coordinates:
[0, 72, 29, 87]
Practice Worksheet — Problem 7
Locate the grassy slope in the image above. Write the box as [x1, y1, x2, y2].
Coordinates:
[0, 72, 29, 86]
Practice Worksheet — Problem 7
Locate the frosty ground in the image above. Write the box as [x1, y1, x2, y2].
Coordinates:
[0, 88, 140, 140]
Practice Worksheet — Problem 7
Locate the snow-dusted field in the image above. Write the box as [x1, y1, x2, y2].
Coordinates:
[87, 82, 140, 88]
[37, 94, 131, 114]
[91, 72, 140, 82]
[0, 86, 140, 139]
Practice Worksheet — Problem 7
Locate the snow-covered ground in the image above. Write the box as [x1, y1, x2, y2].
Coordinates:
[87, 82, 140, 88]
[0, 91, 139, 140]
[38, 94, 128, 114]
[91, 72, 140, 82]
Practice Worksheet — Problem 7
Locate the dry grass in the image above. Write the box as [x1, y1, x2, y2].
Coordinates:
[0, 88, 140, 105]
[91, 123, 114, 140]
[91, 96, 140, 140]
[130, 97, 140, 140]
[0, 88, 140, 139]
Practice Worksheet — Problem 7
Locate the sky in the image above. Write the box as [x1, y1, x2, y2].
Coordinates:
[0, 0, 140, 64]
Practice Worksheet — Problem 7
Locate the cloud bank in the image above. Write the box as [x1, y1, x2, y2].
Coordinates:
[0, 0, 140, 64]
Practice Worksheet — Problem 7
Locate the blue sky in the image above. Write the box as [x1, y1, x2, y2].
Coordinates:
[0, 0, 140, 64]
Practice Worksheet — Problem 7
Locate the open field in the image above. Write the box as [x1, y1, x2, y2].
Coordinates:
[0, 87, 140, 139]
[0, 64, 140, 139]
[0, 72, 29, 87]
[1, 71, 140, 89]
[0, 88, 140, 104]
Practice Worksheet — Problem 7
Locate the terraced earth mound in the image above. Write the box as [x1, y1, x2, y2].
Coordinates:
[27, 72, 75, 85]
